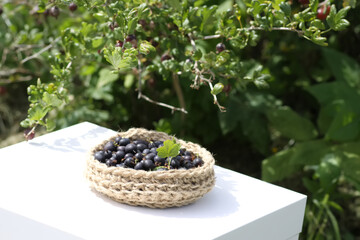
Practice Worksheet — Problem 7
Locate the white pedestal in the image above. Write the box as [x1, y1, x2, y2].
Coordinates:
[0, 122, 306, 240]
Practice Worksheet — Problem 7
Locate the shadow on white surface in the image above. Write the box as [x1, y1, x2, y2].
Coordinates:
[89, 172, 241, 219]
[29, 124, 112, 153]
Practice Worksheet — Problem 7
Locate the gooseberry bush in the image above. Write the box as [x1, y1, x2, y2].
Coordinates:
[13, 0, 351, 136]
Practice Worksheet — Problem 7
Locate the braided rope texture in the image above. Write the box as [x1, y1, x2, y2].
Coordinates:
[85, 128, 216, 208]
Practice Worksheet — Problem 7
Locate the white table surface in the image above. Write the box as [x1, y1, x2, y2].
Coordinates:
[0, 122, 306, 240]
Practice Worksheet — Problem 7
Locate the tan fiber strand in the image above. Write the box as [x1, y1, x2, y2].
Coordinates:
[85, 128, 216, 208]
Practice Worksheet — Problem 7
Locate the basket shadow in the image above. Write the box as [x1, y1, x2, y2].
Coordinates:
[90, 172, 240, 219]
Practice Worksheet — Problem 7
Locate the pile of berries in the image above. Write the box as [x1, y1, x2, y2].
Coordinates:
[93, 137, 204, 171]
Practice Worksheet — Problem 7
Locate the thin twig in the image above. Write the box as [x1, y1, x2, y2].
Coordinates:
[136, 53, 188, 114]
[203, 34, 222, 40]
[247, 26, 304, 35]
[188, 33, 226, 112]
[20, 37, 61, 64]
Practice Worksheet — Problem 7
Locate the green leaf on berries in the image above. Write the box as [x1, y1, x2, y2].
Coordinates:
[211, 83, 224, 95]
[156, 139, 181, 158]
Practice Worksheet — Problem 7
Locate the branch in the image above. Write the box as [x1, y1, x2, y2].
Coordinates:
[136, 53, 188, 114]
[247, 26, 304, 36]
[202, 27, 304, 41]
[20, 37, 61, 64]
[188, 33, 226, 112]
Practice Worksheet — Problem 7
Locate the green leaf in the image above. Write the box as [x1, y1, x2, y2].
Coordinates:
[322, 48, 360, 90]
[91, 37, 104, 49]
[325, 104, 360, 142]
[200, 6, 217, 32]
[326, 5, 337, 30]
[97, 68, 118, 88]
[193, 49, 202, 61]
[311, 19, 325, 30]
[266, 106, 318, 141]
[43, 92, 63, 108]
[335, 6, 351, 22]
[340, 151, 360, 191]
[167, 0, 181, 10]
[28, 104, 49, 121]
[156, 139, 181, 158]
[315, 153, 341, 193]
[211, 83, 224, 95]
[46, 118, 56, 131]
[139, 40, 156, 55]
[127, 18, 138, 34]
[342, 0, 357, 8]
[262, 140, 331, 182]
[279, 2, 291, 17]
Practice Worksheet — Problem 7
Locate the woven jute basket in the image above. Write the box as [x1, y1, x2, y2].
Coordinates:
[85, 128, 215, 208]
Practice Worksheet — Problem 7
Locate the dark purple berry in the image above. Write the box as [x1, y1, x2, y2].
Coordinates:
[154, 155, 165, 165]
[126, 34, 136, 42]
[145, 153, 156, 161]
[125, 143, 136, 153]
[124, 157, 135, 168]
[104, 150, 112, 159]
[115, 40, 123, 48]
[150, 147, 157, 154]
[136, 143, 147, 152]
[69, 3, 77, 12]
[43, 9, 50, 17]
[143, 159, 155, 170]
[117, 146, 126, 151]
[0, 8, 3, 15]
[109, 22, 119, 31]
[104, 141, 117, 152]
[154, 141, 164, 147]
[94, 151, 106, 162]
[139, 19, 147, 28]
[161, 54, 171, 62]
[50, 6, 60, 18]
[119, 138, 130, 146]
[183, 155, 192, 161]
[114, 136, 122, 144]
[115, 150, 125, 160]
[170, 158, 180, 169]
[184, 151, 192, 156]
[216, 43, 226, 53]
[24, 128, 35, 141]
[184, 160, 194, 169]
[134, 161, 145, 170]
[124, 153, 134, 159]
[106, 158, 117, 167]
[143, 149, 150, 154]
[193, 158, 204, 167]
[134, 152, 143, 160]
[148, 142, 156, 149]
